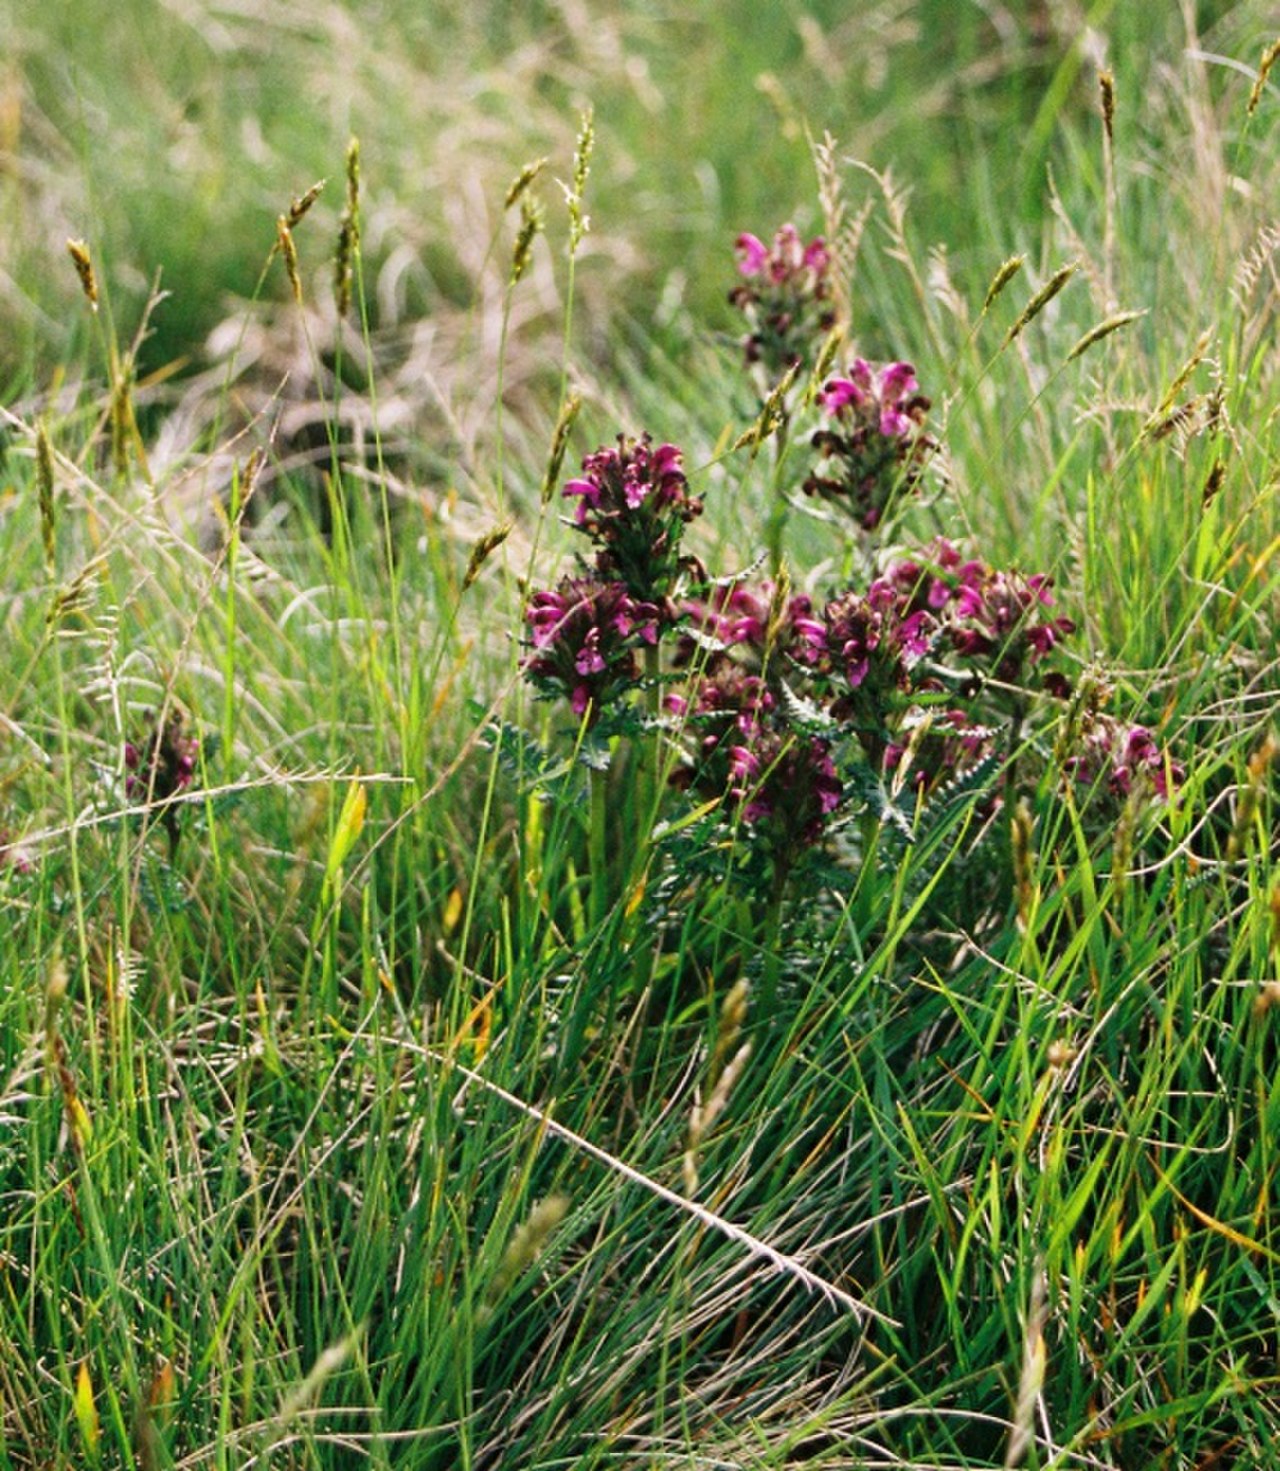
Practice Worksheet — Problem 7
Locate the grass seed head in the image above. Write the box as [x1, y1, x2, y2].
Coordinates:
[503, 156, 546, 211]
[1003, 261, 1079, 347]
[540, 392, 582, 504]
[1011, 796, 1037, 930]
[1098, 70, 1116, 142]
[1200, 457, 1227, 509]
[276, 216, 302, 304]
[484, 1194, 571, 1308]
[334, 138, 361, 316]
[66, 238, 98, 309]
[1066, 309, 1145, 363]
[567, 107, 594, 255]
[35, 419, 56, 571]
[511, 194, 545, 285]
[1247, 38, 1279, 117]
[286, 178, 326, 228]
[982, 254, 1025, 314]
[463, 520, 513, 590]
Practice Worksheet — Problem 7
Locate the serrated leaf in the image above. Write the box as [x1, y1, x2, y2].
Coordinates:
[780, 680, 835, 731]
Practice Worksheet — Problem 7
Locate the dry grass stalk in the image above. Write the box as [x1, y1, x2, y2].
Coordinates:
[812, 130, 855, 331]
[683, 979, 751, 1194]
[683, 1041, 751, 1195]
[1004, 1268, 1048, 1468]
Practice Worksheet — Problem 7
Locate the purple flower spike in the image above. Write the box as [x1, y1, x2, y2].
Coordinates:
[524, 575, 660, 725]
[729, 222, 836, 377]
[562, 433, 702, 611]
[805, 359, 933, 533]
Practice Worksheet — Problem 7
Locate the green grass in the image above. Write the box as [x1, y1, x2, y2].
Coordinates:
[2, 3, 1279, 1468]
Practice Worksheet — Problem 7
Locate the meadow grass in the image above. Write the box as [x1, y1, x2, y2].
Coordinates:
[2, 4, 1279, 1468]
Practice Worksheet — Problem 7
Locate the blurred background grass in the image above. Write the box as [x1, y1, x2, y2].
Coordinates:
[5, 0, 1268, 392]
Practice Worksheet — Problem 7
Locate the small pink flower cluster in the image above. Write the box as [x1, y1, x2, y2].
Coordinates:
[805, 360, 934, 531]
[1066, 715, 1184, 800]
[124, 711, 199, 803]
[525, 577, 661, 722]
[669, 584, 840, 845]
[563, 434, 703, 612]
[667, 539, 1079, 808]
[729, 223, 836, 378]
[0, 831, 33, 875]
[525, 435, 702, 726]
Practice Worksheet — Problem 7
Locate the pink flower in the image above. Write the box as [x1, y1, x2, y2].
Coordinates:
[729, 223, 835, 375]
[735, 232, 769, 276]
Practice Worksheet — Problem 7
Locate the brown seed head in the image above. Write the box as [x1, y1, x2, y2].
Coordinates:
[66, 238, 98, 309]
[1247, 38, 1279, 117]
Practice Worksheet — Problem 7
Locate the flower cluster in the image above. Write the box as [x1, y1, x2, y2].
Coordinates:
[668, 625, 840, 849]
[729, 223, 836, 379]
[524, 435, 703, 726]
[525, 576, 660, 723]
[804, 360, 934, 531]
[885, 541, 1075, 695]
[563, 434, 703, 611]
[124, 710, 199, 803]
[124, 708, 201, 855]
[1065, 715, 1183, 801]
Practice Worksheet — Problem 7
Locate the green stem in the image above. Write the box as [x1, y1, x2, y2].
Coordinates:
[589, 761, 609, 931]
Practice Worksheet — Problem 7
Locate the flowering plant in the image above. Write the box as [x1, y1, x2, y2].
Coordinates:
[728, 223, 836, 380]
[804, 360, 934, 531]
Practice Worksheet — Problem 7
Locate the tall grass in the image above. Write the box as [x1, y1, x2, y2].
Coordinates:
[2, 4, 1279, 1468]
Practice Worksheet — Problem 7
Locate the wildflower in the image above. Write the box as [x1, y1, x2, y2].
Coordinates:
[124, 710, 199, 803]
[563, 435, 703, 610]
[674, 686, 840, 848]
[822, 580, 935, 695]
[729, 223, 836, 378]
[525, 576, 659, 723]
[1065, 716, 1183, 801]
[728, 729, 841, 845]
[0, 831, 33, 875]
[945, 565, 1075, 685]
[804, 359, 933, 531]
[124, 708, 201, 856]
